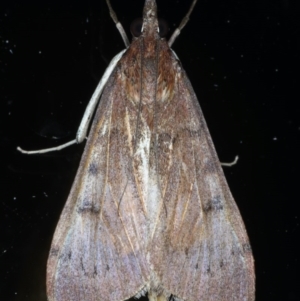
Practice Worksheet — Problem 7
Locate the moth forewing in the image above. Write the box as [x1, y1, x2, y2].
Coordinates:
[44, 0, 255, 301]
[147, 41, 255, 300]
[47, 42, 152, 300]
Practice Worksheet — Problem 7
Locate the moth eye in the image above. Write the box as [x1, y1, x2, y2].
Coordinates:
[158, 18, 169, 37]
[130, 17, 143, 37]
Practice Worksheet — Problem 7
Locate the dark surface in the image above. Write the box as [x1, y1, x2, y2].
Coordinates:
[1, 0, 298, 300]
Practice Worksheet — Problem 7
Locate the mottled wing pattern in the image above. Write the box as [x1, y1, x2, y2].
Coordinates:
[151, 41, 255, 301]
[47, 47, 151, 301]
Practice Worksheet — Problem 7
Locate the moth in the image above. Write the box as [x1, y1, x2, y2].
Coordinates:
[18, 0, 255, 300]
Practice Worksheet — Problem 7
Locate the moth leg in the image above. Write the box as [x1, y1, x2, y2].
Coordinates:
[75, 49, 126, 143]
[221, 155, 239, 167]
[17, 49, 126, 155]
[157, 294, 168, 301]
[148, 293, 168, 301]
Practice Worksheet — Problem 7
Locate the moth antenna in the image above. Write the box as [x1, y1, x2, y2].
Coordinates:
[106, 0, 130, 47]
[168, 0, 198, 47]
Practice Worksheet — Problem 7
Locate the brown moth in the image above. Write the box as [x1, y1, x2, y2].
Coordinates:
[19, 0, 255, 300]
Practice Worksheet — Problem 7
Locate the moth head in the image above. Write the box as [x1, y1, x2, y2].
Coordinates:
[131, 17, 169, 38]
[131, 0, 169, 38]
[141, 0, 159, 37]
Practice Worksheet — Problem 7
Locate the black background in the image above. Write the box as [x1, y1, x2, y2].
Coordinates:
[1, 0, 299, 300]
